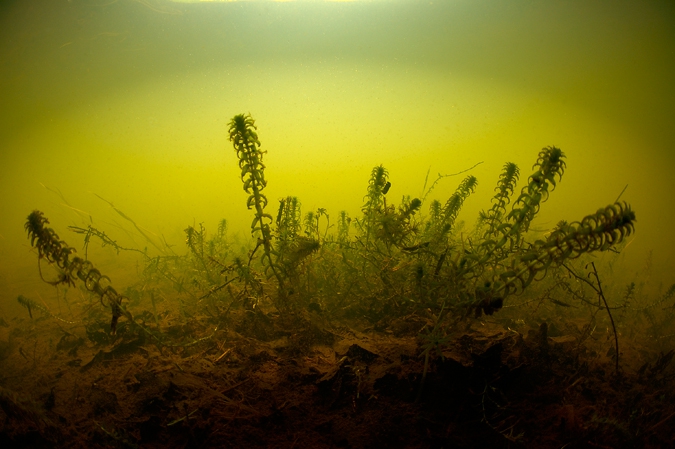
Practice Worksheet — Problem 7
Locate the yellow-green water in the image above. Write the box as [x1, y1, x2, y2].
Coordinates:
[1, 0, 674, 310]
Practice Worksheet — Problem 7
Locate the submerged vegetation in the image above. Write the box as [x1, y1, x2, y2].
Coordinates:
[21, 115, 637, 334]
[6, 114, 675, 448]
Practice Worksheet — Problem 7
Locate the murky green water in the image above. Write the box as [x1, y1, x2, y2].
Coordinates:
[1, 0, 674, 307]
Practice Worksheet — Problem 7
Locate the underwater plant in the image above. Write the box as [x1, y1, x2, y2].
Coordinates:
[472, 147, 566, 269]
[477, 162, 520, 243]
[331, 145, 635, 323]
[498, 202, 635, 295]
[425, 175, 477, 245]
[185, 222, 215, 283]
[228, 113, 284, 291]
[275, 196, 302, 257]
[509, 146, 566, 238]
[336, 211, 351, 247]
[303, 211, 319, 240]
[357, 164, 390, 242]
[17, 295, 77, 324]
[273, 196, 321, 282]
[24, 210, 223, 348]
[455, 148, 635, 317]
[24, 210, 132, 334]
[416, 302, 450, 402]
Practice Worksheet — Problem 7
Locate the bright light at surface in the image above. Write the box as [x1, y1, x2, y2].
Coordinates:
[168, 0, 392, 3]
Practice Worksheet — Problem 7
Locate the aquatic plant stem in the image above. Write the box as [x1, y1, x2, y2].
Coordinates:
[589, 261, 620, 376]
[228, 113, 285, 294]
[563, 262, 620, 376]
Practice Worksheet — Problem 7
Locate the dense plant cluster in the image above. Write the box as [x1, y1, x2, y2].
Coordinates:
[23, 114, 637, 343]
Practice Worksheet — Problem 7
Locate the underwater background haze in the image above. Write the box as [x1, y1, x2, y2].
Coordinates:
[1, 0, 674, 307]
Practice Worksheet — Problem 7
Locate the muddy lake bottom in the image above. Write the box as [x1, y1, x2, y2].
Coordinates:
[1, 301, 674, 449]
